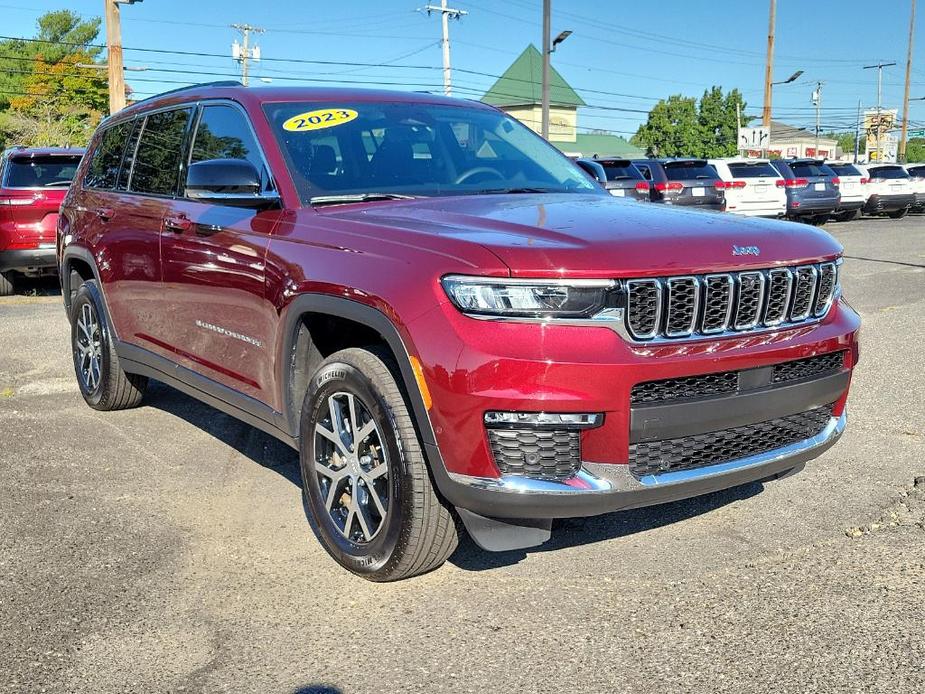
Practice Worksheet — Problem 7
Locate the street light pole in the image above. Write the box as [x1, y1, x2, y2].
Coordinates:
[812, 82, 823, 155]
[761, 0, 776, 128]
[864, 62, 897, 160]
[541, 0, 551, 139]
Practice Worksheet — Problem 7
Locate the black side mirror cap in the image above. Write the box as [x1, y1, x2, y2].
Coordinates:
[185, 159, 279, 208]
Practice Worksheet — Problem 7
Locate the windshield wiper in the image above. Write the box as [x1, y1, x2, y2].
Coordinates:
[474, 187, 560, 195]
[309, 192, 417, 206]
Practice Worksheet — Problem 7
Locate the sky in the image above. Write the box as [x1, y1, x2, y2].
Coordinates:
[4, 0, 925, 138]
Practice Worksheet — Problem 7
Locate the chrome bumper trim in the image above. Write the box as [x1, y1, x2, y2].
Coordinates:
[447, 411, 846, 496]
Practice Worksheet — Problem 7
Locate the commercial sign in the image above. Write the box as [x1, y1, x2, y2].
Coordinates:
[865, 109, 898, 163]
[738, 127, 771, 150]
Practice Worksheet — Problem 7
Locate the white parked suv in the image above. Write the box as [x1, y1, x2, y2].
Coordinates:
[857, 164, 916, 218]
[826, 162, 868, 222]
[903, 163, 925, 212]
[708, 158, 786, 217]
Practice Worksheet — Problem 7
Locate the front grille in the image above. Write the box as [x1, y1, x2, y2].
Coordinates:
[772, 351, 844, 383]
[487, 429, 581, 480]
[631, 351, 846, 405]
[628, 404, 835, 477]
[622, 261, 838, 341]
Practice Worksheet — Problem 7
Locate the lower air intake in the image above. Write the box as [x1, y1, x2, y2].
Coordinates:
[487, 429, 581, 481]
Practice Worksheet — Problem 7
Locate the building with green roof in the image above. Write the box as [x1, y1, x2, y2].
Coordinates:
[481, 45, 642, 158]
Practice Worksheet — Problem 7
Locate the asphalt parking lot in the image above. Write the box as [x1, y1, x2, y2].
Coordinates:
[1, 215, 924, 694]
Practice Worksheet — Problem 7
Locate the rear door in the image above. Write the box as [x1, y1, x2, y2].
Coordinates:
[869, 165, 912, 195]
[726, 161, 783, 207]
[1, 153, 82, 252]
[157, 102, 282, 403]
[663, 160, 723, 207]
[596, 159, 648, 200]
[788, 160, 838, 202]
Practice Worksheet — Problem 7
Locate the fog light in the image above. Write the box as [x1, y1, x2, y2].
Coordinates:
[483, 411, 602, 428]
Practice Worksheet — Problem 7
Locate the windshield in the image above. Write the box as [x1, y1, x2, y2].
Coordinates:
[664, 161, 717, 180]
[263, 101, 600, 203]
[596, 160, 642, 181]
[728, 162, 778, 178]
[3, 155, 82, 188]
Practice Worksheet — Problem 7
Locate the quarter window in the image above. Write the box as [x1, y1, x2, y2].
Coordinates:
[130, 108, 192, 196]
[190, 104, 271, 192]
[85, 121, 132, 189]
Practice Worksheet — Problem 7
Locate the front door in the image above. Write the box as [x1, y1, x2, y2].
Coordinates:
[156, 103, 282, 404]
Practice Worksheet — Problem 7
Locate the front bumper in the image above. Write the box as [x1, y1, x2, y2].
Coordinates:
[0, 247, 57, 272]
[436, 411, 846, 519]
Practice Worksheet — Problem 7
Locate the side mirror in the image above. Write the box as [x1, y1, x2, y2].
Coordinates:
[185, 159, 279, 208]
[574, 158, 606, 185]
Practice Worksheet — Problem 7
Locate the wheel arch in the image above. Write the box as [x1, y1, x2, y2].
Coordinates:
[60, 245, 102, 317]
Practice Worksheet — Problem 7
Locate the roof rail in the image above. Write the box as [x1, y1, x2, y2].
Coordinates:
[128, 80, 243, 107]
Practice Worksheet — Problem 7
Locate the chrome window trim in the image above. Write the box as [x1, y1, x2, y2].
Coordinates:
[700, 273, 734, 334]
[733, 270, 766, 330]
[813, 262, 838, 317]
[763, 268, 794, 327]
[664, 275, 700, 337]
[625, 278, 663, 340]
[789, 265, 819, 321]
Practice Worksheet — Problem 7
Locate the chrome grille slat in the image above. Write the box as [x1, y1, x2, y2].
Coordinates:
[622, 261, 839, 342]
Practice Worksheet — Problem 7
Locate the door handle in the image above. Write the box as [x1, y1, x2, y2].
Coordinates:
[95, 207, 115, 221]
[195, 223, 224, 237]
[163, 215, 192, 233]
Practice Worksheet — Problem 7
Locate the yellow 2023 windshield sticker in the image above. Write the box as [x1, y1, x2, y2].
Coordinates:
[282, 108, 358, 132]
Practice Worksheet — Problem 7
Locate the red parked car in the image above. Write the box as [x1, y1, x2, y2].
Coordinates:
[58, 84, 860, 581]
[0, 146, 84, 295]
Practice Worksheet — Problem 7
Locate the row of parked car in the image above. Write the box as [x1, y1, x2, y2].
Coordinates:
[575, 156, 925, 226]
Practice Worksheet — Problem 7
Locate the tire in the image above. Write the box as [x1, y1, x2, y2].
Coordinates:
[808, 215, 829, 226]
[888, 208, 908, 219]
[834, 210, 859, 222]
[0, 271, 13, 296]
[70, 280, 147, 410]
[299, 347, 458, 581]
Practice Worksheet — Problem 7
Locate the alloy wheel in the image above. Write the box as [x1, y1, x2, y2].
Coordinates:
[314, 392, 389, 544]
[75, 302, 102, 392]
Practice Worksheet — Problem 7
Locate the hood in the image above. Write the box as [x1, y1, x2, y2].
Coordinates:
[317, 193, 842, 277]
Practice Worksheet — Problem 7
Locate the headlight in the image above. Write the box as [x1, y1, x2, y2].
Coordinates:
[441, 275, 615, 319]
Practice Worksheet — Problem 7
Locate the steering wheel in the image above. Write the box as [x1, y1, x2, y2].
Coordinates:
[454, 166, 506, 185]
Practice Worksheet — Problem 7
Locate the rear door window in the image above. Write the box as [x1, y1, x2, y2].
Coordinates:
[130, 108, 193, 196]
[596, 160, 642, 181]
[189, 104, 272, 192]
[85, 121, 132, 189]
[3, 155, 82, 189]
[664, 161, 716, 180]
[727, 162, 779, 178]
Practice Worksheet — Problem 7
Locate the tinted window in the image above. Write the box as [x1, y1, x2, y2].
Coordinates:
[827, 164, 862, 177]
[263, 101, 598, 203]
[117, 120, 142, 191]
[789, 162, 832, 178]
[907, 166, 925, 177]
[635, 163, 652, 180]
[597, 160, 642, 181]
[868, 166, 909, 180]
[86, 121, 131, 189]
[727, 162, 779, 178]
[4, 155, 82, 188]
[190, 104, 271, 192]
[130, 108, 192, 196]
[664, 161, 717, 180]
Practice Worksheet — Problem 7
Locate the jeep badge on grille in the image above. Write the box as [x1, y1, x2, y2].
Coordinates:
[732, 245, 760, 256]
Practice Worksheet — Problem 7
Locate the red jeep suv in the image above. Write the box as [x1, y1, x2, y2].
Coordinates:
[1, 146, 84, 295]
[58, 83, 860, 581]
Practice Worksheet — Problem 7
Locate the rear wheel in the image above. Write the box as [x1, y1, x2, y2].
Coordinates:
[70, 280, 147, 410]
[833, 210, 859, 222]
[0, 271, 13, 296]
[888, 208, 908, 219]
[808, 215, 829, 226]
[300, 347, 457, 581]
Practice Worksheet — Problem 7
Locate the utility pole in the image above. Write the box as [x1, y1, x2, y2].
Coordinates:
[761, 0, 776, 128]
[104, 1, 124, 114]
[854, 99, 862, 163]
[231, 23, 264, 86]
[812, 82, 823, 155]
[899, 0, 917, 162]
[864, 61, 896, 161]
[542, 0, 551, 139]
[423, 1, 467, 96]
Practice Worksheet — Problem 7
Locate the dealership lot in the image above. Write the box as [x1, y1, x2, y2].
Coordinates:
[1, 216, 923, 693]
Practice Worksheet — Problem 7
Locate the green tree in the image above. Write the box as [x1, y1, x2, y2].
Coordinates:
[904, 137, 925, 162]
[633, 87, 748, 158]
[822, 131, 865, 157]
[0, 10, 104, 147]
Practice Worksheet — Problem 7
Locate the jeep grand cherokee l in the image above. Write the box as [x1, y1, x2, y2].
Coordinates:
[58, 84, 859, 581]
[0, 146, 84, 295]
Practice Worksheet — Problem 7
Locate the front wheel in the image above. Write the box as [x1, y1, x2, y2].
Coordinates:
[888, 208, 908, 219]
[0, 271, 13, 296]
[299, 348, 458, 581]
[70, 280, 148, 410]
